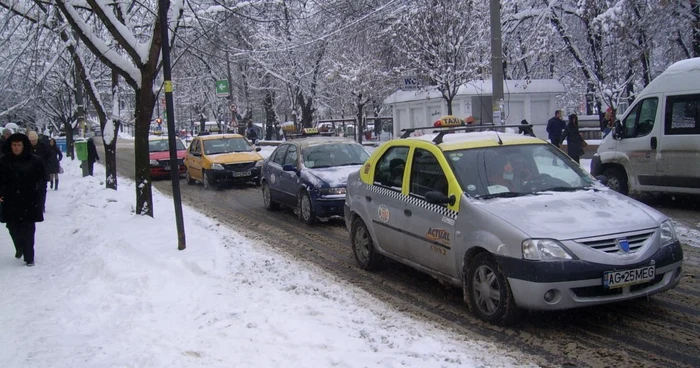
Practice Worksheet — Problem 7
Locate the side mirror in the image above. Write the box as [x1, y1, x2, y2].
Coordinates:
[613, 120, 623, 140]
[282, 164, 297, 172]
[255, 147, 262, 152]
[425, 191, 456, 206]
[595, 175, 608, 185]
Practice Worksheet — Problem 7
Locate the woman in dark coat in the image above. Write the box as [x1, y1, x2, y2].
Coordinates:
[47, 138, 63, 190]
[563, 114, 585, 164]
[0, 133, 46, 266]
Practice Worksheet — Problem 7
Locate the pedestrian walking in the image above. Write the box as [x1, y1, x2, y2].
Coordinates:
[27, 131, 50, 212]
[0, 133, 46, 267]
[602, 107, 615, 138]
[47, 138, 63, 190]
[86, 137, 99, 176]
[546, 110, 566, 147]
[246, 121, 259, 145]
[563, 114, 587, 164]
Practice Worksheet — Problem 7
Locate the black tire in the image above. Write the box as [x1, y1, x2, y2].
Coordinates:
[350, 217, 383, 270]
[299, 191, 316, 225]
[465, 253, 520, 325]
[254, 177, 261, 187]
[202, 170, 215, 190]
[186, 169, 195, 185]
[603, 166, 629, 195]
[262, 182, 279, 211]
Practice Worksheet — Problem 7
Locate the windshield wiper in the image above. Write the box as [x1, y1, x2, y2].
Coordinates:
[311, 165, 334, 169]
[539, 186, 595, 193]
[477, 192, 531, 199]
[338, 162, 364, 166]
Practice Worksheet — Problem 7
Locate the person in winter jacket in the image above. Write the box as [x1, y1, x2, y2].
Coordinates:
[47, 138, 63, 190]
[27, 131, 50, 212]
[546, 110, 566, 147]
[246, 121, 259, 144]
[0, 133, 46, 266]
[86, 138, 99, 176]
[563, 114, 586, 164]
[518, 119, 535, 137]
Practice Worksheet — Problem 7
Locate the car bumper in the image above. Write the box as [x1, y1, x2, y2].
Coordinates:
[497, 240, 684, 310]
[209, 167, 261, 182]
[313, 196, 346, 218]
[150, 165, 186, 178]
[590, 155, 602, 176]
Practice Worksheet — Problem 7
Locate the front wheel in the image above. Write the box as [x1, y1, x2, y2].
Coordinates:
[299, 191, 316, 225]
[466, 253, 520, 325]
[603, 167, 628, 195]
[262, 182, 280, 211]
[202, 170, 215, 190]
[351, 217, 383, 270]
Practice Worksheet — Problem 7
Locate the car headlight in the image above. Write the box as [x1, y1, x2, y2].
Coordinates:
[319, 187, 346, 195]
[211, 163, 225, 170]
[255, 160, 263, 167]
[659, 220, 678, 246]
[522, 239, 573, 260]
[149, 160, 159, 166]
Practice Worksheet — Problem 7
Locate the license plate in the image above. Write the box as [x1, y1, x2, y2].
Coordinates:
[233, 170, 251, 177]
[603, 265, 655, 289]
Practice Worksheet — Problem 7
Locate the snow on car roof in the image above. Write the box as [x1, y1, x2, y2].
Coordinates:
[406, 130, 543, 150]
[663, 57, 700, 75]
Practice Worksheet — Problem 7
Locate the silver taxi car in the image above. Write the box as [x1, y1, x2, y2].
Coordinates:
[344, 121, 684, 325]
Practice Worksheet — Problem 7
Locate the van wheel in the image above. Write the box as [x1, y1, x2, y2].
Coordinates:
[351, 217, 383, 270]
[603, 167, 628, 195]
[466, 253, 520, 325]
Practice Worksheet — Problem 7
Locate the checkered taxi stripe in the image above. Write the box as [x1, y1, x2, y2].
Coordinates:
[368, 184, 458, 219]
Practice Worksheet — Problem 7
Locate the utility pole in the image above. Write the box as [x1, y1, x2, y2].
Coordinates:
[225, 49, 235, 134]
[490, 0, 504, 125]
[159, 0, 186, 251]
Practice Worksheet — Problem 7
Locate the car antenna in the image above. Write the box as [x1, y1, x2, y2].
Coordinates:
[494, 130, 503, 145]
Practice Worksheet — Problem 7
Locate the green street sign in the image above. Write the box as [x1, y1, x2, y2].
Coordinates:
[216, 79, 229, 97]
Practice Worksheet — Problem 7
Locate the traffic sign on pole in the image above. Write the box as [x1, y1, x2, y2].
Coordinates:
[215, 79, 230, 97]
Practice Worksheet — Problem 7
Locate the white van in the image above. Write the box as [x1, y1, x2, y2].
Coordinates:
[591, 58, 700, 196]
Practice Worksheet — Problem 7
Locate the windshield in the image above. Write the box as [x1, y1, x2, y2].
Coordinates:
[203, 137, 253, 155]
[447, 144, 596, 199]
[149, 139, 185, 152]
[302, 142, 370, 169]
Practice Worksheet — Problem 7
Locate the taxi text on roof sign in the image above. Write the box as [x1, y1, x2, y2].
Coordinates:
[433, 115, 465, 127]
[302, 128, 320, 135]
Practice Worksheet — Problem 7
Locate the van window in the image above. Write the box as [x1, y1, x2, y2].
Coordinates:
[622, 97, 658, 138]
[665, 94, 700, 135]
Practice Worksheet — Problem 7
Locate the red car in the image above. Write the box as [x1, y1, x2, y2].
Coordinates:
[149, 136, 187, 179]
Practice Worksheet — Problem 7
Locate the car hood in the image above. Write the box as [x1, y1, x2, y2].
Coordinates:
[473, 189, 664, 240]
[207, 151, 263, 164]
[306, 165, 362, 187]
[150, 150, 186, 160]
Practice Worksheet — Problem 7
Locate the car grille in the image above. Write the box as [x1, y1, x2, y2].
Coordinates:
[571, 274, 665, 298]
[576, 230, 654, 254]
[157, 159, 184, 167]
[224, 162, 255, 171]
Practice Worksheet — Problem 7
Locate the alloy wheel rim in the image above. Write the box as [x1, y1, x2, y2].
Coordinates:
[263, 184, 270, 206]
[203, 172, 209, 189]
[301, 195, 311, 220]
[472, 265, 501, 316]
[354, 226, 370, 262]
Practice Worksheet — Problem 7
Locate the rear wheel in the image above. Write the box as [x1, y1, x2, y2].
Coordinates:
[466, 253, 520, 325]
[603, 167, 628, 195]
[262, 182, 279, 210]
[351, 217, 383, 270]
[299, 191, 316, 225]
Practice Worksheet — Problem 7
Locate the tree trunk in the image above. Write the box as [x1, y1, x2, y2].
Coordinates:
[64, 122, 74, 159]
[693, 0, 700, 57]
[103, 71, 120, 190]
[263, 88, 276, 140]
[134, 85, 155, 217]
[356, 104, 364, 145]
[297, 90, 315, 128]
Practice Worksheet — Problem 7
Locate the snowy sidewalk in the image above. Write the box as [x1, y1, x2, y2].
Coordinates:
[0, 158, 532, 368]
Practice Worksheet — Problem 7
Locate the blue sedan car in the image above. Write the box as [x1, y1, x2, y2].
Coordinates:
[261, 136, 370, 225]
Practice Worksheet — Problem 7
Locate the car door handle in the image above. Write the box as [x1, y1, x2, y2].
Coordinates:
[365, 195, 372, 202]
[650, 136, 657, 150]
[404, 209, 412, 217]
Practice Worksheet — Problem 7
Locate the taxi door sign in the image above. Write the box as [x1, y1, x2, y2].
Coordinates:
[433, 115, 464, 127]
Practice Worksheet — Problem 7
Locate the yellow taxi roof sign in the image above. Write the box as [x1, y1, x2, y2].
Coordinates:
[302, 128, 320, 135]
[433, 115, 464, 127]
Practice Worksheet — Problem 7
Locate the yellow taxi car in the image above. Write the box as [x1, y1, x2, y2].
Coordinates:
[184, 133, 264, 189]
[345, 116, 683, 325]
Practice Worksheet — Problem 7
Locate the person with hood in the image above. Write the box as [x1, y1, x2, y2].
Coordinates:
[246, 121, 259, 144]
[563, 113, 586, 164]
[518, 119, 535, 137]
[86, 137, 99, 176]
[0, 128, 12, 150]
[0, 133, 46, 266]
[47, 138, 63, 190]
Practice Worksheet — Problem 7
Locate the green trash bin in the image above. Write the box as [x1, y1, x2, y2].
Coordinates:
[75, 139, 88, 161]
